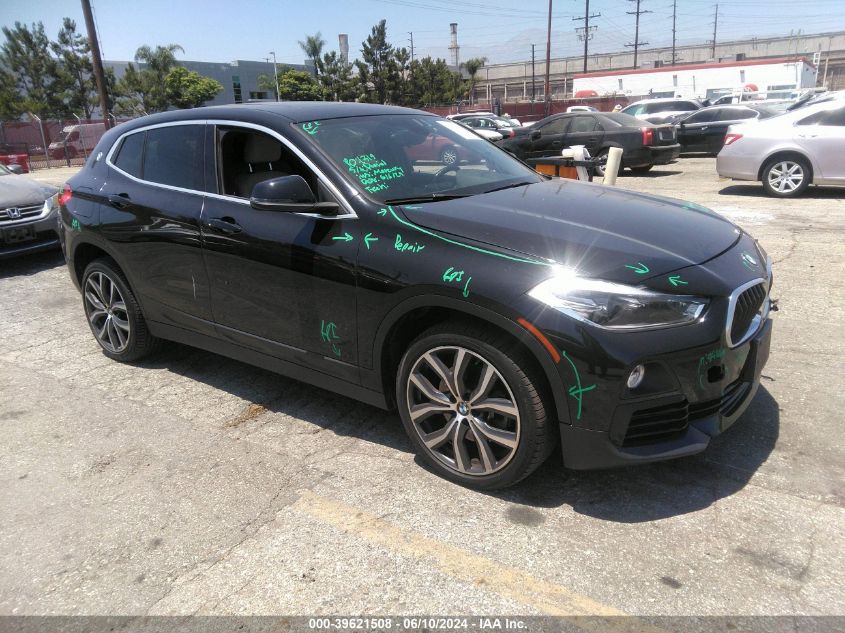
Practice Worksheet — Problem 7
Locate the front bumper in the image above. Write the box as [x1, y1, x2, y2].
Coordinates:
[0, 209, 60, 259]
[559, 317, 772, 469]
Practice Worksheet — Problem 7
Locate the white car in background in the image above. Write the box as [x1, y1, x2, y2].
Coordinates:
[448, 111, 523, 127]
[621, 98, 703, 124]
[454, 120, 503, 142]
[717, 100, 845, 197]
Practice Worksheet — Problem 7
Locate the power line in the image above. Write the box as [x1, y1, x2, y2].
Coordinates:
[625, 0, 652, 68]
[573, 0, 601, 73]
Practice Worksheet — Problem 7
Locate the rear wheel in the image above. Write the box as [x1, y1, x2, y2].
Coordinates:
[761, 156, 810, 197]
[82, 258, 159, 362]
[594, 148, 610, 177]
[396, 322, 555, 489]
[440, 145, 459, 165]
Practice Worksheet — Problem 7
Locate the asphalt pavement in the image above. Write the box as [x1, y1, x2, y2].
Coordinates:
[1, 158, 843, 627]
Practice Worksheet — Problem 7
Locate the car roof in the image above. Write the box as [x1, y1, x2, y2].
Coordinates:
[114, 102, 428, 133]
[625, 98, 702, 106]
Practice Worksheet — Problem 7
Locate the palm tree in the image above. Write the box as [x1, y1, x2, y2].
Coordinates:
[134, 44, 184, 111]
[298, 32, 326, 77]
[462, 57, 487, 105]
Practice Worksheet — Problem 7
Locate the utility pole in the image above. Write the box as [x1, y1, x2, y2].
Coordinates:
[80, 0, 110, 126]
[544, 0, 552, 112]
[573, 0, 600, 73]
[408, 32, 415, 63]
[671, 0, 677, 65]
[625, 0, 651, 69]
[531, 44, 536, 102]
[710, 4, 719, 59]
[269, 51, 280, 101]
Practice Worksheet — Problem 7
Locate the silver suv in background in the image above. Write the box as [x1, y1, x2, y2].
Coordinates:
[717, 100, 845, 197]
[621, 98, 704, 124]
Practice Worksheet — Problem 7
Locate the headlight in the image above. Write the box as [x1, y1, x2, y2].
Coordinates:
[528, 271, 708, 329]
[42, 194, 57, 214]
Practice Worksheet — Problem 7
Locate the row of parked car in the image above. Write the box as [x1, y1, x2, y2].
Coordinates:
[449, 89, 844, 197]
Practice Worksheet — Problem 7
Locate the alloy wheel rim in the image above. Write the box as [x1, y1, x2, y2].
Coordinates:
[442, 148, 458, 164]
[406, 345, 521, 476]
[84, 271, 131, 353]
[768, 161, 804, 193]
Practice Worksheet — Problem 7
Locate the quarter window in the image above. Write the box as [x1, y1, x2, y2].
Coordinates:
[142, 125, 205, 191]
[112, 132, 144, 178]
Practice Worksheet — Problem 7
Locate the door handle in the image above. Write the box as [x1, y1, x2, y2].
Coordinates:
[107, 193, 130, 208]
[206, 217, 242, 234]
[798, 134, 818, 138]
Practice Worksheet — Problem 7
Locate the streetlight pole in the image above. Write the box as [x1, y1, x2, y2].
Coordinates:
[269, 51, 280, 101]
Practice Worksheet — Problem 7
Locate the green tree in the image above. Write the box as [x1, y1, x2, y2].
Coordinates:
[406, 56, 464, 106]
[257, 64, 293, 99]
[51, 18, 95, 118]
[298, 32, 325, 77]
[114, 62, 154, 115]
[165, 66, 222, 108]
[462, 57, 487, 105]
[276, 69, 321, 101]
[0, 21, 63, 117]
[0, 69, 22, 119]
[132, 43, 184, 111]
[357, 20, 399, 104]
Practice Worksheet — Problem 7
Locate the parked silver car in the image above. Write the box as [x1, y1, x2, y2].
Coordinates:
[0, 163, 60, 258]
[717, 101, 845, 197]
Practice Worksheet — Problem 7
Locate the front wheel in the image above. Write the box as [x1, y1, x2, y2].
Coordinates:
[440, 145, 459, 165]
[761, 156, 810, 197]
[396, 322, 555, 489]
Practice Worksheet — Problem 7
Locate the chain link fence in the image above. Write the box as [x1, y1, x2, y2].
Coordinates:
[0, 117, 136, 172]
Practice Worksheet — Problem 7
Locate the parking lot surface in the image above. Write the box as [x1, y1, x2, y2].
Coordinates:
[1, 158, 843, 622]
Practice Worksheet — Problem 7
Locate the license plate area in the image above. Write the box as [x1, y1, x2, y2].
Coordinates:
[2, 225, 37, 244]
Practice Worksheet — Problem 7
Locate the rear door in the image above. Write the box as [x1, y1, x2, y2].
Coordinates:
[102, 122, 213, 332]
[562, 115, 603, 155]
[678, 109, 717, 151]
[705, 107, 757, 153]
[795, 105, 845, 183]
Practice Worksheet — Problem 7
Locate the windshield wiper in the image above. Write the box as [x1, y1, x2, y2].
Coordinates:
[482, 181, 536, 194]
[383, 193, 471, 204]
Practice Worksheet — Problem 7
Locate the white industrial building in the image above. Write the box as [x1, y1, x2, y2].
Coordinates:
[571, 57, 818, 101]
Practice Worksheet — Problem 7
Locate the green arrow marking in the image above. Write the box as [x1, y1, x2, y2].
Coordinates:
[625, 262, 650, 274]
[364, 233, 378, 249]
[332, 232, 354, 242]
[668, 275, 688, 287]
[377, 208, 388, 216]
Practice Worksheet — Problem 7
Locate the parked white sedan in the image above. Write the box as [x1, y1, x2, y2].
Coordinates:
[717, 100, 845, 197]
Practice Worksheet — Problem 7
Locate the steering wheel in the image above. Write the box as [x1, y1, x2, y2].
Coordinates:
[429, 164, 460, 190]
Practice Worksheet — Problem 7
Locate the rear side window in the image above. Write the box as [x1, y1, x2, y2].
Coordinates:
[818, 106, 845, 126]
[569, 116, 597, 133]
[720, 107, 757, 120]
[113, 132, 144, 178]
[142, 125, 204, 190]
[686, 109, 718, 123]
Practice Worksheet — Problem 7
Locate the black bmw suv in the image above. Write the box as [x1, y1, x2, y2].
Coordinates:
[58, 103, 773, 489]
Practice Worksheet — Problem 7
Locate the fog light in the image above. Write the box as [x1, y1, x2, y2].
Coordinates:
[627, 364, 646, 389]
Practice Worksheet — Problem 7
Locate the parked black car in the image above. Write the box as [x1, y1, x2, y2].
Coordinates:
[59, 103, 773, 489]
[0, 163, 60, 258]
[676, 104, 779, 154]
[499, 112, 680, 173]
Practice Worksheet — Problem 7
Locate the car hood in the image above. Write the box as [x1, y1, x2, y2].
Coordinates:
[397, 179, 741, 283]
[0, 175, 57, 207]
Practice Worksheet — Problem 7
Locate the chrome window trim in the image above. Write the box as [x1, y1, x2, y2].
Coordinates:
[103, 119, 356, 218]
[725, 277, 770, 349]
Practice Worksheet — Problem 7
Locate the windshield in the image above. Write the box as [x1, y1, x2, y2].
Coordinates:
[297, 114, 543, 203]
[0, 164, 12, 176]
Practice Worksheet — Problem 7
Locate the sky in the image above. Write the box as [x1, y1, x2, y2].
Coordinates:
[4, 0, 845, 67]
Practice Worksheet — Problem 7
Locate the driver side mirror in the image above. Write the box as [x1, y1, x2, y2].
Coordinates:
[250, 175, 339, 215]
[530, 130, 541, 141]
[7, 164, 24, 175]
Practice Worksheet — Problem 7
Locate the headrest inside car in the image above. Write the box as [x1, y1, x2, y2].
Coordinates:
[244, 135, 282, 163]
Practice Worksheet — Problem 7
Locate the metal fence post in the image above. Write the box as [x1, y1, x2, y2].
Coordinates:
[31, 113, 50, 170]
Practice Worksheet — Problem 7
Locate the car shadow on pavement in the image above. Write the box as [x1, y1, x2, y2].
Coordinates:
[619, 169, 683, 178]
[0, 249, 65, 279]
[719, 184, 845, 199]
[133, 343, 413, 453]
[495, 386, 780, 523]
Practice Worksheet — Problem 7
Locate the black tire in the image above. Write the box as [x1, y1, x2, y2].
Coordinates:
[594, 148, 610, 177]
[396, 321, 555, 490]
[761, 155, 811, 197]
[629, 164, 653, 173]
[81, 257, 159, 362]
[440, 145, 459, 165]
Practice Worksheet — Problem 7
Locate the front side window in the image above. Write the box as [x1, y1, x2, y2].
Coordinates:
[538, 117, 569, 134]
[297, 114, 542, 203]
[142, 125, 204, 190]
